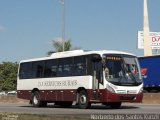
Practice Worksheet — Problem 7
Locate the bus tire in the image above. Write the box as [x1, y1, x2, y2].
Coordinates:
[77, 90, 90, 109]
[32, 91, 42, 107]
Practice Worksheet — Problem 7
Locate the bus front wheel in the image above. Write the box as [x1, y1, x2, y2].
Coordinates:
[77, 90, 90, 109]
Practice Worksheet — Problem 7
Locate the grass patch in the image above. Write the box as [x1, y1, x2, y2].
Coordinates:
[0, 113, 90, 120]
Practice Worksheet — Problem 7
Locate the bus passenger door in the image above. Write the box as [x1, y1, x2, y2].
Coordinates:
[92, 61, 103, 100]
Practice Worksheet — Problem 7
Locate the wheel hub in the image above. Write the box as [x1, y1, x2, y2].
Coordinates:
[80, 95, 86, 104]
[33, 96, 38, 104]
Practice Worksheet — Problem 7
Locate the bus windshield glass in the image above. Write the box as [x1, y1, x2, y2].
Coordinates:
[104, 54, 142, 86]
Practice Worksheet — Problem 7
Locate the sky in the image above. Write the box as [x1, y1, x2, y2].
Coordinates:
[0, 0, 160, 62]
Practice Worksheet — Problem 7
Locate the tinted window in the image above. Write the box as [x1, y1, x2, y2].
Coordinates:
[44, 60, 57, 77]
[19, 56, 88, 79]
[73, 56, 87, 76]
[57, 58, 73, 77]
[32, 61, 44, 78]
[19, 62, 32, 79]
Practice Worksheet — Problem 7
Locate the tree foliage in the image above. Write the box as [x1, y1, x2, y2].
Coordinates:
[53, 39, 72, 52]
[47, 39, 81, 56]
[0, 62, 18, 91]
[47, 39, 72, 56]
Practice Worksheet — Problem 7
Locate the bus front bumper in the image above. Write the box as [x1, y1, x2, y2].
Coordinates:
[101, 90, 143, 103]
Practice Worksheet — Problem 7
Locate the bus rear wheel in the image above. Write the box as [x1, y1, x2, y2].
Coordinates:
[32, 91, 42, 107]
[77, 90, 90, 109]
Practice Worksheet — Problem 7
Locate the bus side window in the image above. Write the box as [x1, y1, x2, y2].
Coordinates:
[57, 64, 63, 76]
[51, 65, 57, 77]
[63, 64, 72, 76]
[57, 58, 73, 77]
[44, 60, 57, 78]
[74, 56, 86, 76]
[32, 61, 44, 78]
[19, 62, 32, 79]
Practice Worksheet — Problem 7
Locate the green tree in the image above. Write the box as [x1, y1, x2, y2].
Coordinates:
[0, 62, 18, 91]
[47, 39, 71, 56]
[47, 39, 81, 56]
[53, 39, 72, 52]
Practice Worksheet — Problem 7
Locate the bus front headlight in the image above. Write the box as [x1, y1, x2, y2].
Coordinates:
[106, 85, 116, 93]
[138, 87, 143, 93]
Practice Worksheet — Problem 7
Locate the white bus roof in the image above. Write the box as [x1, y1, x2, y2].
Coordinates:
[20, 50, 136, 63]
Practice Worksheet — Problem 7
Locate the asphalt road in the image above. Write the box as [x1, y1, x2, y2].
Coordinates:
[0, 103, 160, 115]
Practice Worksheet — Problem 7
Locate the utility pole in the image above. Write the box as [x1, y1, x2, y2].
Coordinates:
[143, 0, 152, 56]
[60, 0, 65, 51]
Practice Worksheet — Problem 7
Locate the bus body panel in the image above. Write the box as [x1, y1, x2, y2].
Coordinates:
[17, 81, 143, 103]
[17, 76, 93, 101]
[17, 89, 143, 103]
[17, 76, 93, 90]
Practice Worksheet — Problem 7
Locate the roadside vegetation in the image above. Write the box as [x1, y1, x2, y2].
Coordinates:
[0, 62, 18, 91]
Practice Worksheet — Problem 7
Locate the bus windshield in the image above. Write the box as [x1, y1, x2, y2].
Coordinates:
[104, 54, 142, 86]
